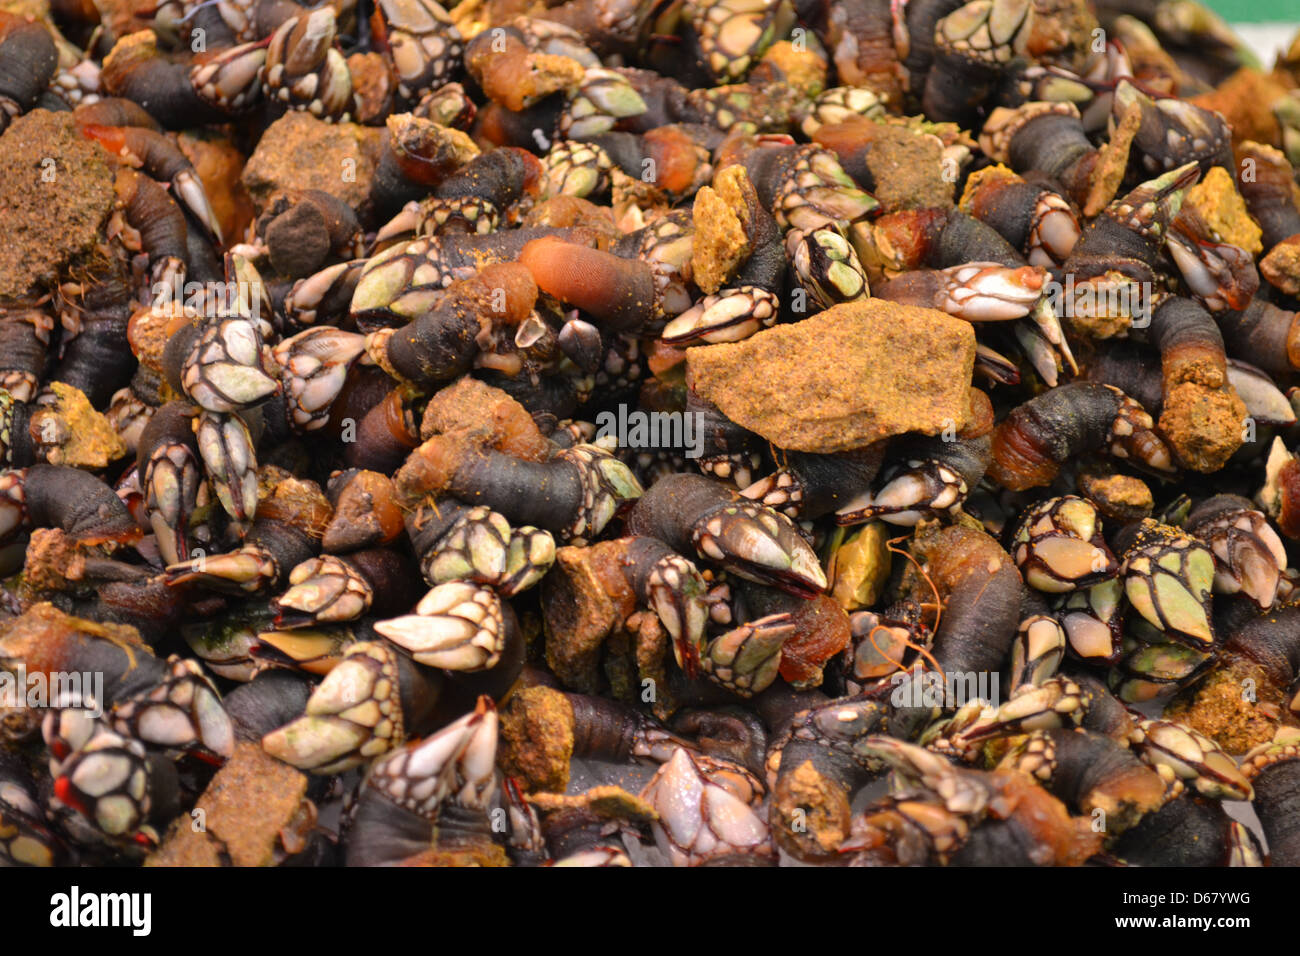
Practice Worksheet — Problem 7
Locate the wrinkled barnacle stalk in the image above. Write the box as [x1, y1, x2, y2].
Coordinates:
[1216, 603, 1300, 719]
[1142, 296, 1246, 473]
[1218, 298, 1300, 380]
[959, 166, 1081, 267]
[627, 473, 825, 597]
[1241, 730, 1300, 866]
[77, 121, 224, 244]
[1129, 718, 1253, 801]
[397, 417, 642, 544]
[0, 307, 54, 405]
[1011, 495, 1117, 593]
[987, 382, 1175, 491]
[894, 524, 1023, 734]
[999, 727, 1168, 837]
[639, 747, 776, 865]
[1114, 519, 1216, 649]
[98, 30, 230, 130]
[0, 464, 139, 548]
[1111, 791, 1255, 867]
[521, 234, 667, 334]
[343, 697, 501, 866]
[356, 255, 546, 385]
[272, 549, 422, 628]
[1184, 495, 1286, 609]
[979, 101, 1106, 211]
[374, 147, 542, 245]
[0, 11, 58, 134]
[261, 640, 440, 773]
[834, 389, 993, 526]
[263, 8, 356, 121]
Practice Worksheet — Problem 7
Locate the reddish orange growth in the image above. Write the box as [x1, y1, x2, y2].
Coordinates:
[776, 593, 851, 687]
[76, 122, 129, 155]
[419, 376, 549, 460]
[987, 418, 1059, 490]
[465, 261, 538, 325]
[519, 236, 651, 321]
[1277, 457, 1300, 539]
[643, 127, 704, 196]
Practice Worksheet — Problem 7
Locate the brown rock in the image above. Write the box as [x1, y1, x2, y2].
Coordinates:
[691, 165, 752, 294]
[0, 110, 115, 300]
[1192, 69, 1289, 149]
[859, 124, 953, 213]
[29, 382, 127, 468]
[498, 685, 576, 793]
[687, 299, 975, 453]
[1158, 381, 1246, 474]
[146, 741, 312, 867]
[1262, 235, 1300, 297]
[1177, 165, 1261, 255]
[241, 111, 382, 213]
[420, 376, 551, 460]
